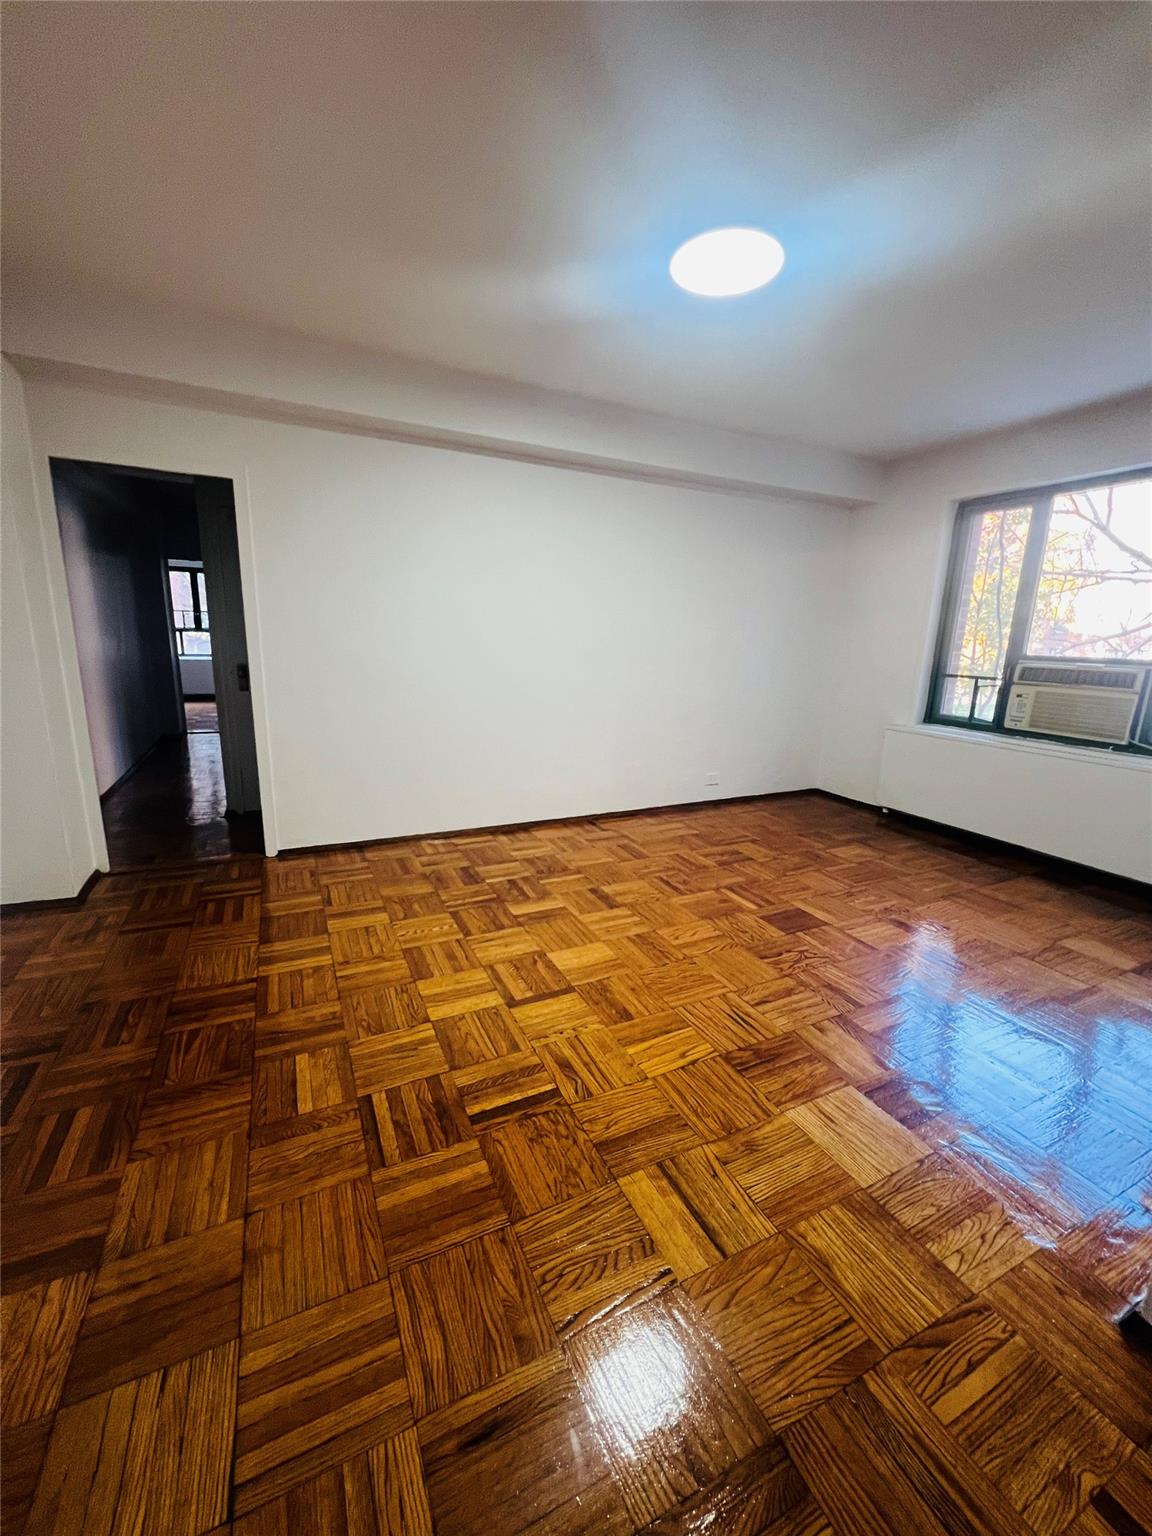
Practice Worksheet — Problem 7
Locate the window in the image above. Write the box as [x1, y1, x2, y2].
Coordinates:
[168, 561, 211, 657]
[927, 469, 1152, 746]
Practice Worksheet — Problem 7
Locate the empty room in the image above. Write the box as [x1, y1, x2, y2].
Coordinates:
[1, 4, 1150, 1534]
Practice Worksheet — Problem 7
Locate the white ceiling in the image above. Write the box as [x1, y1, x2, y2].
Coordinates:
[3, 2, 1149, 457]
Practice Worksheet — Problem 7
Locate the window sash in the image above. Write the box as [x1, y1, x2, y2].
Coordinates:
[926, 467, 1151, 735]
[168, 564, 211, 659]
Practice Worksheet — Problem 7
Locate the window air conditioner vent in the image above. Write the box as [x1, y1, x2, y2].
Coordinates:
[1015, 664, 1140, 690]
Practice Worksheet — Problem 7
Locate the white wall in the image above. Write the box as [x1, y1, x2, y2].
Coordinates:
[819, 390, 1152, 879]
[13, 371, 851, 867]
[53, 463, 183, 793]
[0, 362, 104, 901]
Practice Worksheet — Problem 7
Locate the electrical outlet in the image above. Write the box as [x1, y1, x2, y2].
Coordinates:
[704, 773, 720, 787]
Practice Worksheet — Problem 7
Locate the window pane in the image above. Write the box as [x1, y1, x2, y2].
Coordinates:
[938, 504, 1032, 719]
[169, 569, 193, 629]
[182, 631, 212, 656]
[1027, 478, 1152, 660]
[197, 572, 209, 625]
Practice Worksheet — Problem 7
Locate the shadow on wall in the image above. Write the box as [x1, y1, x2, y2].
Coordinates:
[50, 461, 202, 795]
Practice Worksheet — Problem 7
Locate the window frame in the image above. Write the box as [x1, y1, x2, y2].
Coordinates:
[167, 560, 212, 659]
[925, 465, 1152, 748]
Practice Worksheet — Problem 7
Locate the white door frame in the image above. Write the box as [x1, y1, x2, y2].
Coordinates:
[24, 405, 279, 862]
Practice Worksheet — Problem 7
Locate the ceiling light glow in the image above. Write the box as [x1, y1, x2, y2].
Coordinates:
[670, 227, 785, 297]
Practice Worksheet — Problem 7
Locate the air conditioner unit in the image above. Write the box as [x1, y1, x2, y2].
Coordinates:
[1003, 660, 1147, 745]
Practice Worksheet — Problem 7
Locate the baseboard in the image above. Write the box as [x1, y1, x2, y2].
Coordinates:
[1, 868, 102, 916]
[276, 786, 820, 859]
[183, 693, 216, 702]
[98, 735, 174, 801]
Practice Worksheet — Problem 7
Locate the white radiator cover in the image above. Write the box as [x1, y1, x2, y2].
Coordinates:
[878, 725, 1152, 884]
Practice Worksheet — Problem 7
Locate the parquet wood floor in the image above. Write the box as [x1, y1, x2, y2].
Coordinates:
[3, 793, 1151, 1535]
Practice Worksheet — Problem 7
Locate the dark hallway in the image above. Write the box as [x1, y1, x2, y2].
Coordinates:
[100, 702, 262, 868]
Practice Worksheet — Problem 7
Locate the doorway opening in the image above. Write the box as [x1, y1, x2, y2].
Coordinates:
[49, 460, 264, 869]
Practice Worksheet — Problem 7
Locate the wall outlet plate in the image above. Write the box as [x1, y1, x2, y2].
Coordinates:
[705, 774, 720, 787]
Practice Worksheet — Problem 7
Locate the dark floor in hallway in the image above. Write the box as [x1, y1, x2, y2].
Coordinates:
[100, 714, 261, 869]
[184, 700, 219, 733]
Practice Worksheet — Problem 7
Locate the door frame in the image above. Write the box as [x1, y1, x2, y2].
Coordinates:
[28, 426, 279, 865]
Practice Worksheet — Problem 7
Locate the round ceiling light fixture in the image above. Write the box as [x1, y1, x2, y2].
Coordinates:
[669, 227, 785, 297]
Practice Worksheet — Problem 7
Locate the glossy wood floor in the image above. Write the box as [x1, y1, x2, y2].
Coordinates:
[3, 794, 1150, 1535]
[100, 715, 262, 870]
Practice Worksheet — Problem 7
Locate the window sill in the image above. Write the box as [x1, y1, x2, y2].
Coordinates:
[891, 723, 1152, 773]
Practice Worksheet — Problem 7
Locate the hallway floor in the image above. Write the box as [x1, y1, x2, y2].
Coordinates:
[184, 700, 219, 733]
[100, 712, 262, 869]
[2, 795, 1150, 1534]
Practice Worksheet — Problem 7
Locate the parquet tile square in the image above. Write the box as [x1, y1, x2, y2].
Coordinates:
[2, 1172, 120, 1292]
[515, 1183, 670, 1333]
[415, 968, 503, 1020]
[985, 1250, 1152, 1446]
[373, 1141, 508, 1266]
[393, 1228, 554, 1416]
[713, 1115, 858, 1227]
[359, 1072, 471, 1168]
[481, 1104, 611, 1219]
[62, 1220, 244, 1403]
[685, 1236, 882, 1429]
[150, 1021, 251, 1088]
[547, 941, 622, 984]
[725, 1034, 848, 1110]
[28, 1340, 238, 1536]
[347, 1024, 448, 1093]
[255, 962, 341, 1031]
[659, 1055, 774, 1140]
[3, 1097, 142, 1198]
[488, 950, 570, 1004]
[430, 1003, 527, 1067]
[511, 990, 602, 1039]
[252, 1043, 356, 1124]
[247, 1104, 368, 1210]
[676, 992, 783, 1049]
[104, 1131, 246, 1259]
[178, 940, 259, 992]
[791, 1190, 972, 1350]
[131, 1076, 251, 1158]
[578, 971, 667, 1024]
[1, 1271, 94, 1427]
[418, 1356, 629, 1536]
[242, 1176, 386, 1330]
[871, 1152, 1037, 1291]
[340, 981, 429, 1041]
[235, 1279, 412, 1515]
[574, 1080, 701, 1176]
[620, 1145, 775, 1280]
[231, 1429, 432, 1535]
[788, 1084, 930, 1184]
[610, 1012, 715, 1077]
[327, 918, 411, 989]
[564, 1282, 772, 1528]
[453, 1049, 562, 1128]
[534, 1025, 646, 1102]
